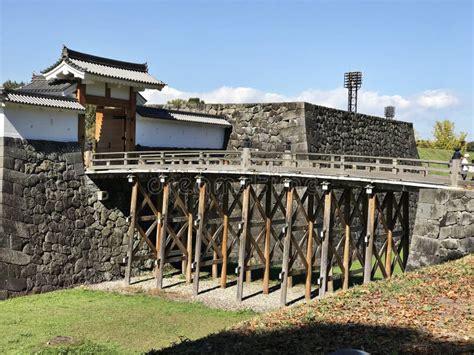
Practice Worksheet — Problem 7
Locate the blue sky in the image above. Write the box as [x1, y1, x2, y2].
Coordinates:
[1, 0, 472, 139]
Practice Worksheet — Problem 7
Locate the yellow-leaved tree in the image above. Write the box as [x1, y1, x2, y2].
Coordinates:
[432, 120, 467, 150]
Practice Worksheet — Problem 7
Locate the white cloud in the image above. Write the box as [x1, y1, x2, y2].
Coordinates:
[416, 90, 459, 109]
[143, 86, 464, 138]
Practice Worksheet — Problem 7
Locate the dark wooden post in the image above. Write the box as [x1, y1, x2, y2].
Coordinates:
[186, 193, 193, 284]
[263, 181, 272, 294]
[220, 182, 230, 288]
[237, 182, 251, 302]
[343, 188, 351, 290]
[193, 181, 207, 296]
[124, 180, 139, 285]
[402, 192, 410, 268]
[364, 190, 376, 284]
[319, 188, 332, 298]
[280, 185, 294, 306]
[156, 181, 170, 289]
[305, 192, 315, 300]
[385, 192, 394, 277]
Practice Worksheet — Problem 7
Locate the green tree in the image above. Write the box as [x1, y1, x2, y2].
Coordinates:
[188, 97, 205, 105]
[2, 80, 26, 90]
[167, 98, 186, 108]
[432, 120, 467, 150]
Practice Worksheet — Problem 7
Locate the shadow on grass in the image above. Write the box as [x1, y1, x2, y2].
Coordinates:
[149, 322, 473, 354]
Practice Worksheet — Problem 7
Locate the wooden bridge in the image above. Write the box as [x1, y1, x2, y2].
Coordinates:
[86, 149, 472, 306]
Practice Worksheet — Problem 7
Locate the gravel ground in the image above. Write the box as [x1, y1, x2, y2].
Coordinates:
[85, 271, 312, 312]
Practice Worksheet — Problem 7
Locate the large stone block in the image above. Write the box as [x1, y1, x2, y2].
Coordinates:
[0, 248, 31, 265]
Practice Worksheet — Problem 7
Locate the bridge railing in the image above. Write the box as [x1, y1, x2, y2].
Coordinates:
[87, 149, 472, 187]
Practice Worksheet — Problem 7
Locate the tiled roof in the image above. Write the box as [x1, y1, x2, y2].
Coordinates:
[19, 74, 75, 96]
[1, 89, 85, 111]
[42, 46, 165, 89]
[136, 106, 231, 127]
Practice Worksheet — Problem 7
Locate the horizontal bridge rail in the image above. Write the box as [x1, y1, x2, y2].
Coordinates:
[86, 149, 473, 189]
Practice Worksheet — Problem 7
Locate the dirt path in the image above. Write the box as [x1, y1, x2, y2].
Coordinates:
[85, 272, 312, 312]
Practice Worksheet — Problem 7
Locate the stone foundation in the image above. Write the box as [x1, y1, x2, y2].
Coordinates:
[0, 137, 136, 299]
[407, 189, 474, 270]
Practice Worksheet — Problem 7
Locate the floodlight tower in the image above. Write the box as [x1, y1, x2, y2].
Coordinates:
[344, 71, 362, 113]
[384, 106, 395, 119]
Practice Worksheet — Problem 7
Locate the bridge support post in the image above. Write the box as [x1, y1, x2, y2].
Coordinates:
[237, 181, 251, 302]
[343, 188, 351, 290]
[402, 192, 410, 269]
[193, 181, 207, 296]
[156, 180, 170, 290]
[364, 190, 376, 284]
[280, 184, 294, 306]
[124, 180, 139, 285]
[385, 192, 394, 277]
[186, 193, 193, 284]
[155, 190, 164, 282]
[263, 181, 272, 295]
[305, 191, 315, 300]
[220, 183, 229, 288]
[319, 187, 332, 298]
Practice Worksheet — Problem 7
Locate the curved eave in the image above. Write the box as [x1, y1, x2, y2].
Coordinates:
[42, 59, 166, 90]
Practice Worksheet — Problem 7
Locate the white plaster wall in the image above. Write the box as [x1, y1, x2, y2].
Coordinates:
[110, 86, 130, 100]
[2, 104, 78, 142]
[0, 107, 5, 138]
[136, 115, 226, 149]
[86, 82, 105, 96]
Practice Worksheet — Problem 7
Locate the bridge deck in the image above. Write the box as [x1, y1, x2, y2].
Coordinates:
[86, 149, 473, 190]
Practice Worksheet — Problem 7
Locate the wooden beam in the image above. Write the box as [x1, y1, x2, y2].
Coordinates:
[305, 191, 315, 300]
[319, 189, 332, 298]
[156, 182, 170, 289]
[84, 94, 130, 108]
[364, 192, 376, 284]
[124, 181, 139, 285]
[237, 183, 251, 302]
[280, 186, 294, 307]
[193, 182, 207, 296]
[385, 191, 394, 277]
[220, 184, 229, 288]
[263, 182, 272, 294]
[76, 84, 86, 151]
[343, 188, 351, 290]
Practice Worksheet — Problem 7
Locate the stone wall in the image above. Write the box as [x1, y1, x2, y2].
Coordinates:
[159, 102, 419, 158]
[407, 189, 474, 270]
[0, 137, 134, 299]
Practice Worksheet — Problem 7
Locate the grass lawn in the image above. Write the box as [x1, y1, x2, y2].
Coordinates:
[417, 147, 473, 161]
[0, 288, 253, 354]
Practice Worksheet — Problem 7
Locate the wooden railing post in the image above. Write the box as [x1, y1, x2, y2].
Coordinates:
[450, 159, 460, 187]
[340, 156, 345, 171]
[392, 159, 398, 174]
[241, 148, 251, 170]
[124, 180, 139, 285]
